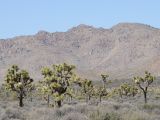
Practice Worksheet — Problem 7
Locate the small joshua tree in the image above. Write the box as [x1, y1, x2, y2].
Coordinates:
[65, 87, 74, 102]
[27, 83, 36, 102]
[134, 71, 155, 103]
[4, 65, 33, 107]
[95, 86, 108, 102]
[130, 84, 138, 97]
[101, 74, 109, 88]
[79, 79, 94, 102]
[40, 63, 76, 107]
[119, 83, 138, 98]
[120, 83, 131, 97]
[39, 67, 53, 106]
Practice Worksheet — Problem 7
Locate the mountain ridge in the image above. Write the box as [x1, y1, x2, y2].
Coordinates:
[0, 23, 160, 81]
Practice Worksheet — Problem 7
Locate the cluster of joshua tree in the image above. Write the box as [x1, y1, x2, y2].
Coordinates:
[2, 63, 156, 107]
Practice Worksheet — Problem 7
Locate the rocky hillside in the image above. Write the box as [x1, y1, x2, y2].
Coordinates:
[0, 23, 160, 81]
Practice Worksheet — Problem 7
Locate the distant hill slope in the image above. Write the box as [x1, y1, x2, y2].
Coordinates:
[0, 23, 160, 81]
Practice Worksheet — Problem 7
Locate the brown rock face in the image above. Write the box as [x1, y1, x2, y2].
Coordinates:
[0, 23, 160, 81]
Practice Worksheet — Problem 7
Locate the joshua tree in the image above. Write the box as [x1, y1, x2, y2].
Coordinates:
[120, 83, 131, 97]
[101, 74, 109, 88]
[4, 65, 33, 107]
[27, 83, 36, 102]
[65, 87, 74, 102]
[79, 79, 94, 102]
[95, 86, 108, 102]
[111, 88, 122, 98]
[130, 84, 138, 97]
[39, 67, 53, 106]
[119, 83, 138, 97]
[134, 71, 155, 103]
[40, 63, 76, 107]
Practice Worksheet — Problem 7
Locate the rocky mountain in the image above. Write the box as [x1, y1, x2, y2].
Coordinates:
[0, 23, 160, 81]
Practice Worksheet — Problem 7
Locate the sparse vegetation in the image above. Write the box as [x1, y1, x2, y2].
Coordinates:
[0, 64, 159, 120]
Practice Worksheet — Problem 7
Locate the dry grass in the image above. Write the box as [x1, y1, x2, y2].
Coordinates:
[0, 99, 159, 120]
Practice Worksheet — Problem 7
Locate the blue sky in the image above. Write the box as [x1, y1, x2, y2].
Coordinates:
[0, 0, 160, 39]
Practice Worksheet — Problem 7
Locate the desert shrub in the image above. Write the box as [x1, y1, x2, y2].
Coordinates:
[142, 104, 160, 111]
[59, 105, 74, 115]
[51, 105, 75, 118]
[113, 104, 120, 110]
[103, 112, 121, 120]
[27, 107, 61, 120]
[89, 110, 121, 120]
[74, 104, 88, 113]
[143, 104, 155, 110]
[122, 110, 152, 120]
[60, 112, 88, 120]
[1, 108, 25, 120]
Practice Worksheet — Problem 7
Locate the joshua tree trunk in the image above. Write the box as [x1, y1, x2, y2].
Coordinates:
[119, 91, 122, 98]
[143, 91, 147, 103]
[19, 93, 24, 107]
[57, 100, 62, 107]
[103, 83, 106, 89]
[47, 95, 50, 107]
[30, 95, 33, 102]
[99, 95, 102, 103]
[85, 95, 88, 103]
[88, 95, 91, 101]
[141, 86, 148, 104]
[30, 93, 33, 102]
[70, 96, 72, 102]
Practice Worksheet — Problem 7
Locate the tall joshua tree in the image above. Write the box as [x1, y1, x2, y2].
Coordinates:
[40, 63, 76, 107]
[134, 71, 155, 103]
[4, 65, 33, 107]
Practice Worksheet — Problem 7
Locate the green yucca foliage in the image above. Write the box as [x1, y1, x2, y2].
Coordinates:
[134, 71, 156, 103]
[3, 65, 33, 107]
[40, 63, 76, 107]
[65, 87, 74, 102]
